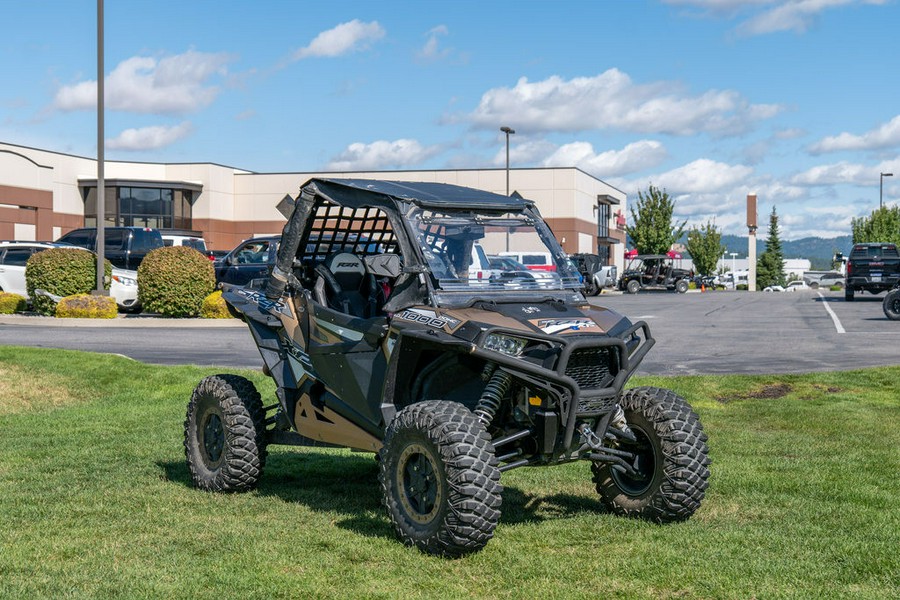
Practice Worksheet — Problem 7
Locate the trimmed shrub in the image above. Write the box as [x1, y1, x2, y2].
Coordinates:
[56, 294, 117, 319]
[200, 290, 236, 319]
[26, 248, 112, 316]
[0, 292, 27, 314]
[736, 284, 749, 291]
[138, 246, 216, 317]
[829, 284, 843, 292]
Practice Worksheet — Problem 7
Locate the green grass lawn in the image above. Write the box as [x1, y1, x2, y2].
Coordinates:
[0, 346, 898, 599]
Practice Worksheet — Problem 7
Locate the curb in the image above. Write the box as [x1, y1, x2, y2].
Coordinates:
[0, 314, 245, 328]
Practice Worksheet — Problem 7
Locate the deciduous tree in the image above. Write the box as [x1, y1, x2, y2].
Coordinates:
[686, 221, 725, 277]
[626, 185, 686, 255]
[851, 206, 900, 246]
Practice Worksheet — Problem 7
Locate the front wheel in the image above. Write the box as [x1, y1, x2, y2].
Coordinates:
[379, 401, 502, 557]
[884, 288, 900, 320]
[184, 374, 267, 492]
[592, 387, 710, 522]
[626, 279, 641, 294]
[675, 280, 689, 294]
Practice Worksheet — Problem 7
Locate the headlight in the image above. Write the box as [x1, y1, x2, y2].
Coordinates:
[112, 275, 137, 286]
[483, 333, 528, 357]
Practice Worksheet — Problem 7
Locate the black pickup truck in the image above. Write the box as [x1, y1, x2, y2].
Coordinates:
[838, 243, 900, 301]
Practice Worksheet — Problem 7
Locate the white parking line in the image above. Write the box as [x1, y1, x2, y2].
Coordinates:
[817, 291, 846, 333]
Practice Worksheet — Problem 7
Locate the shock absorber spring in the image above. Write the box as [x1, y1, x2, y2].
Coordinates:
[475, 367, 512, 426]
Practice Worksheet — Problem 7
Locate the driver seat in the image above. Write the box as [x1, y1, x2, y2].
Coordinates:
[314, 252, 379, 318]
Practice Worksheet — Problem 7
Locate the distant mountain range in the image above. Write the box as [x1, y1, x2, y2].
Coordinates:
[716, 235, 853, 270]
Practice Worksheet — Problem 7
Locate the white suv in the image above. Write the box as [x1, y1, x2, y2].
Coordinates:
[0, 241, 139, 311]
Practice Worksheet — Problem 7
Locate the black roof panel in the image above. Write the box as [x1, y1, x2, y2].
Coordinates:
[305, 178, 531, 211]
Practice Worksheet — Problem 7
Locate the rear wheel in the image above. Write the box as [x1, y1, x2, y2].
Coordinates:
[884, 288, 900, 320]
[379, 401, 502, 557]
[592, 387, 710, 522]
[584, 279, 599, 296]
[626, 279, 641, 294]
[845, 288, 855, 302]
[184, 374, 267, 492]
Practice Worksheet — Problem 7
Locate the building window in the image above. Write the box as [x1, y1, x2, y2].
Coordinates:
[597, 203, 610, 239]
[82, 185, 193, 229]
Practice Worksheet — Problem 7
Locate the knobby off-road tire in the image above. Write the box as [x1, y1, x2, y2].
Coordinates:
[592, 386, 710, 522]
[626, 279, 641, 294]
[884, 288, 900, 320]
[379, 401, 502, 557]
[184, 374, 267, 492]
[675, 279, 689, 294]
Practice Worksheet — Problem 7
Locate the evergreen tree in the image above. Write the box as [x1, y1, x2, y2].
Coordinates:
[851, 205, 900, 246]
[625, 185, 686, 255]
[686, 220, 725, 277]
[756, 206, 786, 289]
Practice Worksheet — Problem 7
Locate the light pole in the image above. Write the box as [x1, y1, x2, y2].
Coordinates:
[881, 172, 893, 209]
[500, 126, 515, 196]
[730, 252, 738, 275]
[500, 126, 515, 250]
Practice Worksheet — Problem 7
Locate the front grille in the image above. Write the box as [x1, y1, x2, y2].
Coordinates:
[577, 395, 617, 414]
[564, 347, 616, 390]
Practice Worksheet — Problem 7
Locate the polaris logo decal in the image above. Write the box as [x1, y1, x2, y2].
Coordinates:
[236, 288, 293, 318]
[533, 318, 599, 335]
[396, 308, 460, 330]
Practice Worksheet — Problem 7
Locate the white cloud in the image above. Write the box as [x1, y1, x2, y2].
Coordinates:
[791, 161, 870, 185]
[416, 25, 450, 61]
[808, 115, 900, 154]
[105, 122, 192, 151]
[491, 138, 558, 167]
[292, 20, 385, 60]
[54, 51, 231, 114]
[650, 158, 754, 193]
[325, 139, 441, 170]
[664, 0, 888, 36]
[466, 69, 781, 136]
[540, 140, 668, 177]
[738, 0, 886, 36]
[790, 158, 900, 186]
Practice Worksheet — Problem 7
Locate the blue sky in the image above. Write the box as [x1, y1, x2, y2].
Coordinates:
[1, 0, 898, 239]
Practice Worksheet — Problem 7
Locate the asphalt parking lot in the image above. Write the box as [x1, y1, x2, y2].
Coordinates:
[591, 288, 900, 375]
[1, 288, 898, 375]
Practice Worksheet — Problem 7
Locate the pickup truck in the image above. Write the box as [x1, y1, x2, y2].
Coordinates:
[837, 243, 900, 301]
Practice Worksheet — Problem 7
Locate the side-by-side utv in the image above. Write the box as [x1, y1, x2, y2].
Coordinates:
[184, 179, 710, 557]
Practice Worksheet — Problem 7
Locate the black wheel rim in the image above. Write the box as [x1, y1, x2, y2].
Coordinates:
[397, 443, 442, 525]
[612, 425, 659, 496]
[200, 411, 225, 466]
[890, 296, 900, 314]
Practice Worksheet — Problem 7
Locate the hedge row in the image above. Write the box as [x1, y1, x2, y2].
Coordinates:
[15, 246, 236, 319]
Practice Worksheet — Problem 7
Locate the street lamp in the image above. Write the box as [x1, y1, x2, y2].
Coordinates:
[500, 126, 515, 251]
[730, 252, 738, 276]
[500, 126, 515, 196]
[881, 172, 893, 209]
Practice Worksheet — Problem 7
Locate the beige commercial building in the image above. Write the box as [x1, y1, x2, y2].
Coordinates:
[0, 141, 627, 267]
